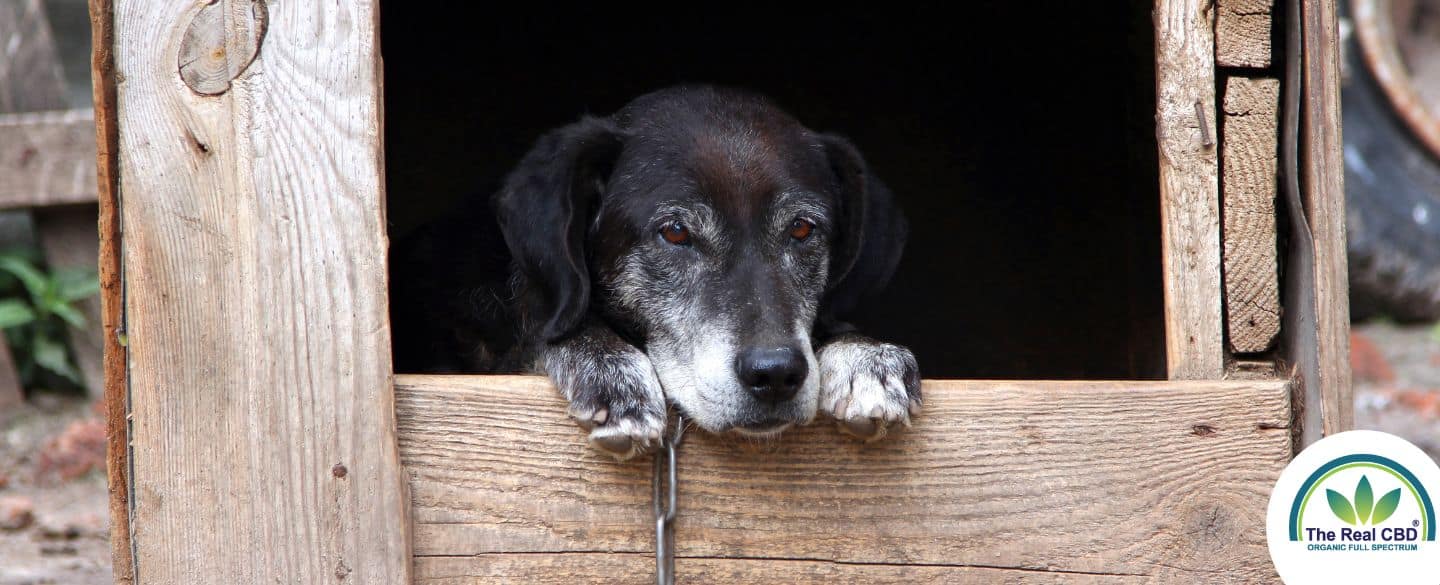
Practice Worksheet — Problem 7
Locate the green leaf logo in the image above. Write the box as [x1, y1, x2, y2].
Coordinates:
[1356, 475, 1374, 524]
[1328, 489, 1357, 525]
[1372, 488, 1402, 525]
[1327, 476, 1403, 526]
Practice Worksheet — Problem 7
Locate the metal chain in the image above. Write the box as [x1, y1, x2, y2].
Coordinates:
[653, 415, 684, 585]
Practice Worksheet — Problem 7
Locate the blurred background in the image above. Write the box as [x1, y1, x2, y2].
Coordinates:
[1, 0, 1438, 583]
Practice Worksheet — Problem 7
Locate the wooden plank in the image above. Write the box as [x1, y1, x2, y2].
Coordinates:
[0, 110, 99, 210]
[1294, 0, 1352, 442]
[88, 0, 132, 581]
[1216, 0, 1275, 68]
[34, 205, 104, 396]
[416, 554, 1148, 584]
[1156, 0, 1225, 379]
[1221, 78, 1282, 353]
[0, 0, 68, 113]
[0, 335, 22, 410]
[113, 1, 410, 583]
[397, 375, 1291, 582]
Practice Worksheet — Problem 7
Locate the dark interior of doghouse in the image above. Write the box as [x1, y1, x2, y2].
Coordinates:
[382, 2, 1164, 379]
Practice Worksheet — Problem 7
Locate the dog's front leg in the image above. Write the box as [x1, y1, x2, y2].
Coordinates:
[817, 333, 922, 441]
[539, 323, 667, 460]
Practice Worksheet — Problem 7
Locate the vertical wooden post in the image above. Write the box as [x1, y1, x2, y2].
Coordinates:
[103, 1, 411, 583]
[88, 1, 133, 582]
[1297, 0, 1353, 441]
[1156, 0, 1225, 379]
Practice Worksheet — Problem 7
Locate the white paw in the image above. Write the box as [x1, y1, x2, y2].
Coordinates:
[817, 338, 921, 441]
[545, 345, 668, 461]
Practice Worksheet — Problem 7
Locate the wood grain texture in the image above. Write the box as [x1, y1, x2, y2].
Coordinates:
[34, 206, 104, 396]
[88, 0, 131, 581]
[397, 375, 1291, 583]
[416, 554, 1148, 585]
[112, 1, 410, 583]
[0, 109, 99, 210]
[1221, 78, 1282, 353]
[1156, 0, 1225, 379]
[1216, 0, 1275, 68]
[1298, 0, 1353, 440]
[0, 0, 68, 113]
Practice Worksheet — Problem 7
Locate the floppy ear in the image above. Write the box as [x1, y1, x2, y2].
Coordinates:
[493, 116, 622, 342]
[819, 134, 909, 321]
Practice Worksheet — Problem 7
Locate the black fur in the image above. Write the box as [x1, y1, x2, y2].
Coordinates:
[392, 85, 907, 378]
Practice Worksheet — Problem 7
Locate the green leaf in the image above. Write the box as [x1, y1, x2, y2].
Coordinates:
[31, 331, 79, 384]
[52, 269, 99, 303]
[1356, 475, 1375, 524]
[48, 302, 85, 329]
[0, 256, 50, 304]
[0, 299, 36, 329]
[1328, 489, 1357, 525]
[1372, 488, 1403, 525]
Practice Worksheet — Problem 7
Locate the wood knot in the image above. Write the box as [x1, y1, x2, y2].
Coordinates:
[331, 463, 347, 478]
[178, 0, 268, 96]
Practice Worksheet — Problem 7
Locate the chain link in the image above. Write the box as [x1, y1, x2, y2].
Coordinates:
[653, 415, 684, 585]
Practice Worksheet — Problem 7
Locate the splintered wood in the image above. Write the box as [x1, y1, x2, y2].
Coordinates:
[1216, 0, 1275, 68]
[397, 375, 1292, 584]
[1222, 78, 1282, 353]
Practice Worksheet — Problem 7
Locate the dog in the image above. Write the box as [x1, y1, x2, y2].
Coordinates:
[392, 86, 920, 459]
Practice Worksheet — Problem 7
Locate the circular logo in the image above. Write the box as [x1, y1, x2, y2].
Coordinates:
[1267, 430, 1440, 584]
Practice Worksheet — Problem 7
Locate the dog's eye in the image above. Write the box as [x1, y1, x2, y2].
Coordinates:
[789, 218, 815, 241]
[660, 221, 691, 246]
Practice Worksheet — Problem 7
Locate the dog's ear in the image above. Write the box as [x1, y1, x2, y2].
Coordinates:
[493, 116, 622, 342]
[819, 133, 908, 320]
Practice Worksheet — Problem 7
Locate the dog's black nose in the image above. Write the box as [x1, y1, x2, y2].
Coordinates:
[736, 347, 807, 403]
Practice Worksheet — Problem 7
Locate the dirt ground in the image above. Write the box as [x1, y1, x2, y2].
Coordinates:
[0, 394, 110, 585]
[0, 323, 1435, 584]
[1352, 323, 1440, 462]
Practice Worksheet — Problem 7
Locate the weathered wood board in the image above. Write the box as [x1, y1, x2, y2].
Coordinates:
[0, 109, 99, 210]
[1293, 0, 1353, 442]
[34, 205, 104, 395]
[1156, 0, 1225, 379]
[397, 375, 1291, 583]
[109, 1, 411, 583]
[89, 0, 131, 579]
[1221, 77, 1282, 353]
[0, 0, 68, 113]
[1216, 0, 1275, 68]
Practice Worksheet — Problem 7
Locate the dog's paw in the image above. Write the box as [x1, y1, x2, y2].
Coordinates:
[546, 346, 668, 461]
[817, 337, 921, 442]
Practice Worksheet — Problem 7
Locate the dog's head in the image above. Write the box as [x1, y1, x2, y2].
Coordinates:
[494, 86, 906, 435]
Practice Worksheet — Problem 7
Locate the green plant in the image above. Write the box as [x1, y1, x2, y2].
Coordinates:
[1327, 475, 1402, 526]
[0, 251, 99, 389]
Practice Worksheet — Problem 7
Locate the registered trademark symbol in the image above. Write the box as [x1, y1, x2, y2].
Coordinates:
[1413, 519, 1421, 527]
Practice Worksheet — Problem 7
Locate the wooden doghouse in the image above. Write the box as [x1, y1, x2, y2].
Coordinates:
[92, 0, 1350, 583]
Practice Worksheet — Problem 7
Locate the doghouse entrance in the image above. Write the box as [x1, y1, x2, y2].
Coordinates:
[382, 1, 1164, 379]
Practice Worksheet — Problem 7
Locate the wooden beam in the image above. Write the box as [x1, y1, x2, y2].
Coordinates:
[112, 1, 411, 583]
[416, 554, 1148, 584]
[89, 0, 132, 581]
[34, 205, 104, 396]
[0, 0, 68, 113]
[1221, 77, 1282, 353]
[1156, 0, 1225, 379]
[1216, 0, 1275, 68]
[0, 110, 99, 210]
[1289, 0, 1352, 442]
[397, 375, 1291, 582]
[0, 335, 22, 411]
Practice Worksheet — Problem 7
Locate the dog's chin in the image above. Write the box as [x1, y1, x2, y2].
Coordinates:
[729, 419, 794, 438]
